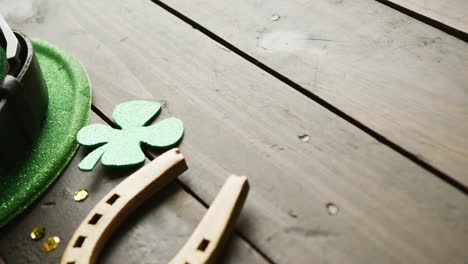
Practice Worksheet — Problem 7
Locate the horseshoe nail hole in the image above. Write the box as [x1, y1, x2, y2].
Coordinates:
[88, 213, 102, 225]
[326, 203, 339, 215]
[106, 194, 120, 205]
[67, 262, 76, 264]
[175, 149, 181, 154]
[73, 236, 87, 248]
[197, 238, 210, 252]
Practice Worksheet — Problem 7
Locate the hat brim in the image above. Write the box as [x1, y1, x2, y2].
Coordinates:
[0, 40, 91, 227]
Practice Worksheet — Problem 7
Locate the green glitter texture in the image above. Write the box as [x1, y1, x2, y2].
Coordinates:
[0, 40, 91, 227]
[77, 100, 184, 171]
[0, 47, 6, 80]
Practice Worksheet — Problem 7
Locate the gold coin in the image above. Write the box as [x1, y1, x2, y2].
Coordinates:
[74, 189, 89, 202]
[43, 236, 60, 252]
[30, 226, 45, 240]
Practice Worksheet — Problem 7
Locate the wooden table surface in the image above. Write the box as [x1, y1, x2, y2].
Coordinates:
[0, 0, 467, 263]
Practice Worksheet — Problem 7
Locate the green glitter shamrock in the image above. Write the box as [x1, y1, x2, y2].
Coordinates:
[77, 100, 184, 171]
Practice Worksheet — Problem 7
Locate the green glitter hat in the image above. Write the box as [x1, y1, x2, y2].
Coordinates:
[0, 47, 6, 80]
[0, 33, 91, 227]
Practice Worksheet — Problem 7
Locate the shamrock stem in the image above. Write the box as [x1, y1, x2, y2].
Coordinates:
[78, 145, 107, 171]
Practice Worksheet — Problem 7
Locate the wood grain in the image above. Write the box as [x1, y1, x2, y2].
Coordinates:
[382, 0, 468, 35]
[154, 0, 468, 186]
[0, 113, 267, 264]
[7, 0, 468, 263]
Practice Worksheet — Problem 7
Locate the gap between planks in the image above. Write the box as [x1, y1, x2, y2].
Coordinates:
[90, 105, 276, 264]
[145, 0, 468, 196]
[373, 0, 468, 42]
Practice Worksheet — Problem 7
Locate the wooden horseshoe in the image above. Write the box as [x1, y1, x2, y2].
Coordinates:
[170, 175, 249, 264]
[62, 148, 249, 264]
[61, 148, 188, 264]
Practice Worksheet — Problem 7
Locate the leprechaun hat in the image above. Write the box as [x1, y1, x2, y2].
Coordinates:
[0, 23, 91, 227]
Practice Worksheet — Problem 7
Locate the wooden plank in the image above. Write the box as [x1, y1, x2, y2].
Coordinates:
[151, 0, 468, 186]
[381, 0, 468, 35]
[8, 0, 468, 263]
[0, 113, 267, 264]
